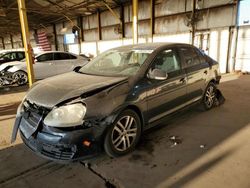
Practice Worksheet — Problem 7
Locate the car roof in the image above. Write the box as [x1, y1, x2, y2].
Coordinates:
[2, 51, 25, 53]
[112, 42, 193, 51]
[36, 51, 77, 56]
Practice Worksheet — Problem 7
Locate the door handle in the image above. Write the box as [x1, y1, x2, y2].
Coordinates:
[204, 70, 208, 74]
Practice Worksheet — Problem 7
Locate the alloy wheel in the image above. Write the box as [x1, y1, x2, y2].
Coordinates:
[205, 85, 215, 108]
[111, 115, 138, 152]
[13, 71, 28, 85]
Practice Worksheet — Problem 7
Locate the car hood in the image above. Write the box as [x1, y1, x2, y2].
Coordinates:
[0, 61, 24, 71]
[26, 72, 128, 108]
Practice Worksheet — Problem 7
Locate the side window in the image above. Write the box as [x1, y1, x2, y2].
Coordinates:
[180, 47, 201, 67]
[54, 53, 70, 60]
[195, 49, 207, 64]
[151, 49, 181, 74]
[9, 53, 17, 60]
[69, 54, 77, 59]
[17, 52, 25, 59]
[37, 53, 53, 62]
[3, 53, 16, 60]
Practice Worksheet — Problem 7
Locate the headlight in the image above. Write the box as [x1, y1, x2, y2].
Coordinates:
[44, 103, 86, 127]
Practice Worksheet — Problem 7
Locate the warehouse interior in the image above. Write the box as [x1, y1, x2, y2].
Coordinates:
[0, 0, 250, 188]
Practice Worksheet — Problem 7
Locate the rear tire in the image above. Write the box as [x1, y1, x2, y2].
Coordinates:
[202, 82, 216, 110]
[104, 109, 141, 158]
[12, 71, 28, 86]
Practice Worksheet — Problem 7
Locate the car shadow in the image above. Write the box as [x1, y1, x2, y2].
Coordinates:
[0, 102, 21, 117]
[0, 75, 249, 188]
[0, 85, 28, 95]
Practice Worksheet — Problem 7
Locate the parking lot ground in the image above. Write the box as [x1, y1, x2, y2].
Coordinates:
[0, 74, 250, 188]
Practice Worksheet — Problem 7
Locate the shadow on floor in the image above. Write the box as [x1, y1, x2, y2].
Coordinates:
[0, 102, 21, 116]
[0, 75, 249, 188]
[0, 85, 28, 95]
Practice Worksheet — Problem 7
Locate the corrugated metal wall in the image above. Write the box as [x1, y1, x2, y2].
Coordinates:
[1, 0, 248, 73]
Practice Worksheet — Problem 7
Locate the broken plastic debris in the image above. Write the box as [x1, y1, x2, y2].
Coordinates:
[214, 89, 225, 107]
[200, 144, 206, 149]
[169, 135, 182, 147]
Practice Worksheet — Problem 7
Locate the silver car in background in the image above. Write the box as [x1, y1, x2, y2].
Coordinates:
[0, 51, 87, 86]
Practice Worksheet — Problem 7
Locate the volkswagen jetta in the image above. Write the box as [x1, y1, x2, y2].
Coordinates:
[12, 43, 221, 162]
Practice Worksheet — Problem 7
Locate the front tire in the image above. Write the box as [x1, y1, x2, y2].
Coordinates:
[104, 109, 141, 158]
[203, 82, 216, 110]
[12, 71, 28, 86]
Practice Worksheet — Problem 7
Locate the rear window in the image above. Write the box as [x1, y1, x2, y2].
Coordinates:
[69, 54, 77, 59]
[180, 47, 201, 67]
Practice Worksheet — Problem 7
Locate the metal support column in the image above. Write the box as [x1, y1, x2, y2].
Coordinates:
[79, 16, 84, 42]
[17, 0, 35, 87]
[53, 23, 58, 51]
[120, 5, 125, 38]
[10, 34, 14, 49]
[150, 0, 155, 42]
[132, 0, 138, 44]
[1, 37, 5, 49]
[77, 16, 82, 54]
[97, 10, 102, 40]
[191, 0, 196, 45]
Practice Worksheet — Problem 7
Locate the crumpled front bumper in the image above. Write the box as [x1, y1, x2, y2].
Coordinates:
[13, 114, 107, 163]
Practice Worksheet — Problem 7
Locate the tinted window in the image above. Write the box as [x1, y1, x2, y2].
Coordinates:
[151, 49, 181, 74]
[37, 53, 53, 62]
[69, 54, 77, 59]
[3, 52, 16, 60]
[54, 53, 71, 60]
[180, 47, 201, 67]
[17, 52, 25, 59]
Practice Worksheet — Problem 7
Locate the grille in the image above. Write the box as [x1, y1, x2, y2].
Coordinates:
[41, 142, 75, 160]
[23, 99, 50, 127]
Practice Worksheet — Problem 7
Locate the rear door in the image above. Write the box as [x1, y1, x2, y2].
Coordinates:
[178, 47, 208, 101]
[34, 53, 55, 79]
[53, 52, 74, 75]
[146, 48, 187, 124]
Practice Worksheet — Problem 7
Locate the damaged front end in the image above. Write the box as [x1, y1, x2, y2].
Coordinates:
[0, 71, 15, 86]
[11, 98, 113, 162]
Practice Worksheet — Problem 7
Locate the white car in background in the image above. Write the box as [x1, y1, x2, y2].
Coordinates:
[0, 51, 87, 86]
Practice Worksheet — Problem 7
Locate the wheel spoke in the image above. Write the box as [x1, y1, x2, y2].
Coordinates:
[127, 133, 136, 138]
[125, 135, 131, 148]
[115, 137, 123, 148]
[127, 128, 137, 133]
[124, 116, 131, 129]
[122, 137, 127, 150]
[117, 121, 125, 130]
[126, 117, 134, 130]
[113, 134, 122, 144]
[114, 126, 123, 134]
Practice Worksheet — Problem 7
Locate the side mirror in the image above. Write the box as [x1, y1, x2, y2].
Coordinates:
[73, 66, 82, 72]
[148, 68, 168, 80]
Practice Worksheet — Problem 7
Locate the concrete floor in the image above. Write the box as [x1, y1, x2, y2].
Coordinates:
[0, 74, 250, 188]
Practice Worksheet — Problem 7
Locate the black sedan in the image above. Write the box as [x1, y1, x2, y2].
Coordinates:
[12, 43, 221, 162]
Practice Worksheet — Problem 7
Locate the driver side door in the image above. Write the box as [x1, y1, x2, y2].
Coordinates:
[146, 48, 187, 124]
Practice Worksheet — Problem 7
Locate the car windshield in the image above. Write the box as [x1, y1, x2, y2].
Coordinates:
[79, 49, 153, 76]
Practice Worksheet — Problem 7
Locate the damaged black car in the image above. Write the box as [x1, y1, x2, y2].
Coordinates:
[12, 43, 221, 162]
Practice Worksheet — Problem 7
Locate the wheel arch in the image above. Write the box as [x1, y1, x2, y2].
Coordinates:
[109, 104, 145, 132]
